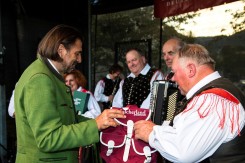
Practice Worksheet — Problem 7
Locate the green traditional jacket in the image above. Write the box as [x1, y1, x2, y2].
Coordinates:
[14, 55, 99, 163]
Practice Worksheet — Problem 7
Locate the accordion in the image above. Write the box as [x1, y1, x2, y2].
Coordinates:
[150, 80, 183, 125]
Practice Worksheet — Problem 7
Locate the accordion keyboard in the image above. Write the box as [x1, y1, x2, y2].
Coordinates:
[166, 91, 179, 121]
[150, 80, 182, 125]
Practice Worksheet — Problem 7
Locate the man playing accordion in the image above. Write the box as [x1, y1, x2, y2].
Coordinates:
[134, 44, 245, 163]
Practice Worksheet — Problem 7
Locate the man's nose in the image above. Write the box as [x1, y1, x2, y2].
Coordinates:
[77, 55, 82, 63]
[163, 55, 169, 61]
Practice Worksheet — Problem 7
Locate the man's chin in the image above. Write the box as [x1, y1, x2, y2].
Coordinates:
[178, 88, 185, 95]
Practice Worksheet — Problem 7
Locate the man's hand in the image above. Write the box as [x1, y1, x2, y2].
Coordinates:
[134, 120, 155, 143]
[95, 109, 126, 130]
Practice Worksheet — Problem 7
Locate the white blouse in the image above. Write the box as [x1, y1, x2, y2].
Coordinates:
[77, 86, 101, 118]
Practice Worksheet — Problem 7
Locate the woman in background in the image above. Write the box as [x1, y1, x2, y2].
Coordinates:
[64, 69, 101, 118]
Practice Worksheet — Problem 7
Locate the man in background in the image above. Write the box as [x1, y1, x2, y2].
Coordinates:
[112, 48, 164, 108]
[94, 64, 123, 111]
[162, 37, 185, 80]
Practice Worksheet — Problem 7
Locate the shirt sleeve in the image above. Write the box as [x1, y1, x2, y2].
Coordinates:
[80, 91, 101, 118]
[94, 80, 109, 102]
[112, 79, 124, 108]
[8, 90, 15, 118]
[152, 70, 164, 81]
[149, 93, 245, 162]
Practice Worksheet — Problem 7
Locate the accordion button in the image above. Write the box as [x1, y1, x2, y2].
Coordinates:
[66, 89, 70, 93]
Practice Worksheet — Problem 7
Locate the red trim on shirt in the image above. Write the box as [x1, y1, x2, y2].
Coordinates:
[199, 88, 239, 104]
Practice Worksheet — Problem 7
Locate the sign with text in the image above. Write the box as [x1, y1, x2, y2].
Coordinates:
[154, 0, 238, 18]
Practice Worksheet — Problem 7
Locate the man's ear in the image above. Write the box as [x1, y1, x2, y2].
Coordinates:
[187, 63, 196, 78]
[57, 44, 65, 58]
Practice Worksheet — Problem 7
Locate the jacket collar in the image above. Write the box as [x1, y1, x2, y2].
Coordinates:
[38, 54, 65, 82]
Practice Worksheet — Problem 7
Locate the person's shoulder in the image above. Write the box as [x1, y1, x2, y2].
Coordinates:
[100, 76, 109, 81]
[150, 68, 164, 80]
[151, 68, 163, 75]
[96, 77, 106, 84]
[81, 88, 92, 94]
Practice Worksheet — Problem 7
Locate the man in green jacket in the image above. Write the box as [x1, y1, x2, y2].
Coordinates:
[14, 24, 125, 163]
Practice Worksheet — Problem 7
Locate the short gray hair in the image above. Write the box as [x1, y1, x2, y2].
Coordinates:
[178, 44, 216, 69]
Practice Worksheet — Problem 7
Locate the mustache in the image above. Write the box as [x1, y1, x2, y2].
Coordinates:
[64, 61, 79, 73]
[73, 61, 78, 66]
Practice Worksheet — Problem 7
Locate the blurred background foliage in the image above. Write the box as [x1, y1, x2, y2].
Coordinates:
[90, 2, 245, 94]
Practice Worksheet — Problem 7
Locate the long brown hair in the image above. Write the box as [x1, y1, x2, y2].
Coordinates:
[38, 24, 83, 62]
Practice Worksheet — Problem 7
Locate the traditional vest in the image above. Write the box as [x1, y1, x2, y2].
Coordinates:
[203, 78, 245, 163]
[122, 69, 155, 108]
[174, 77, 245, 163]
[102, 77, 121, 109]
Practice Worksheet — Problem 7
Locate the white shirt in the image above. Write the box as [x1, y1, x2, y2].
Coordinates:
[112, 64, 164, 109]
[149, 71, 245, 162]
[8, 90, 15, 118]
[94, 74, 112, 103]
[77, 86, 101, 118]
